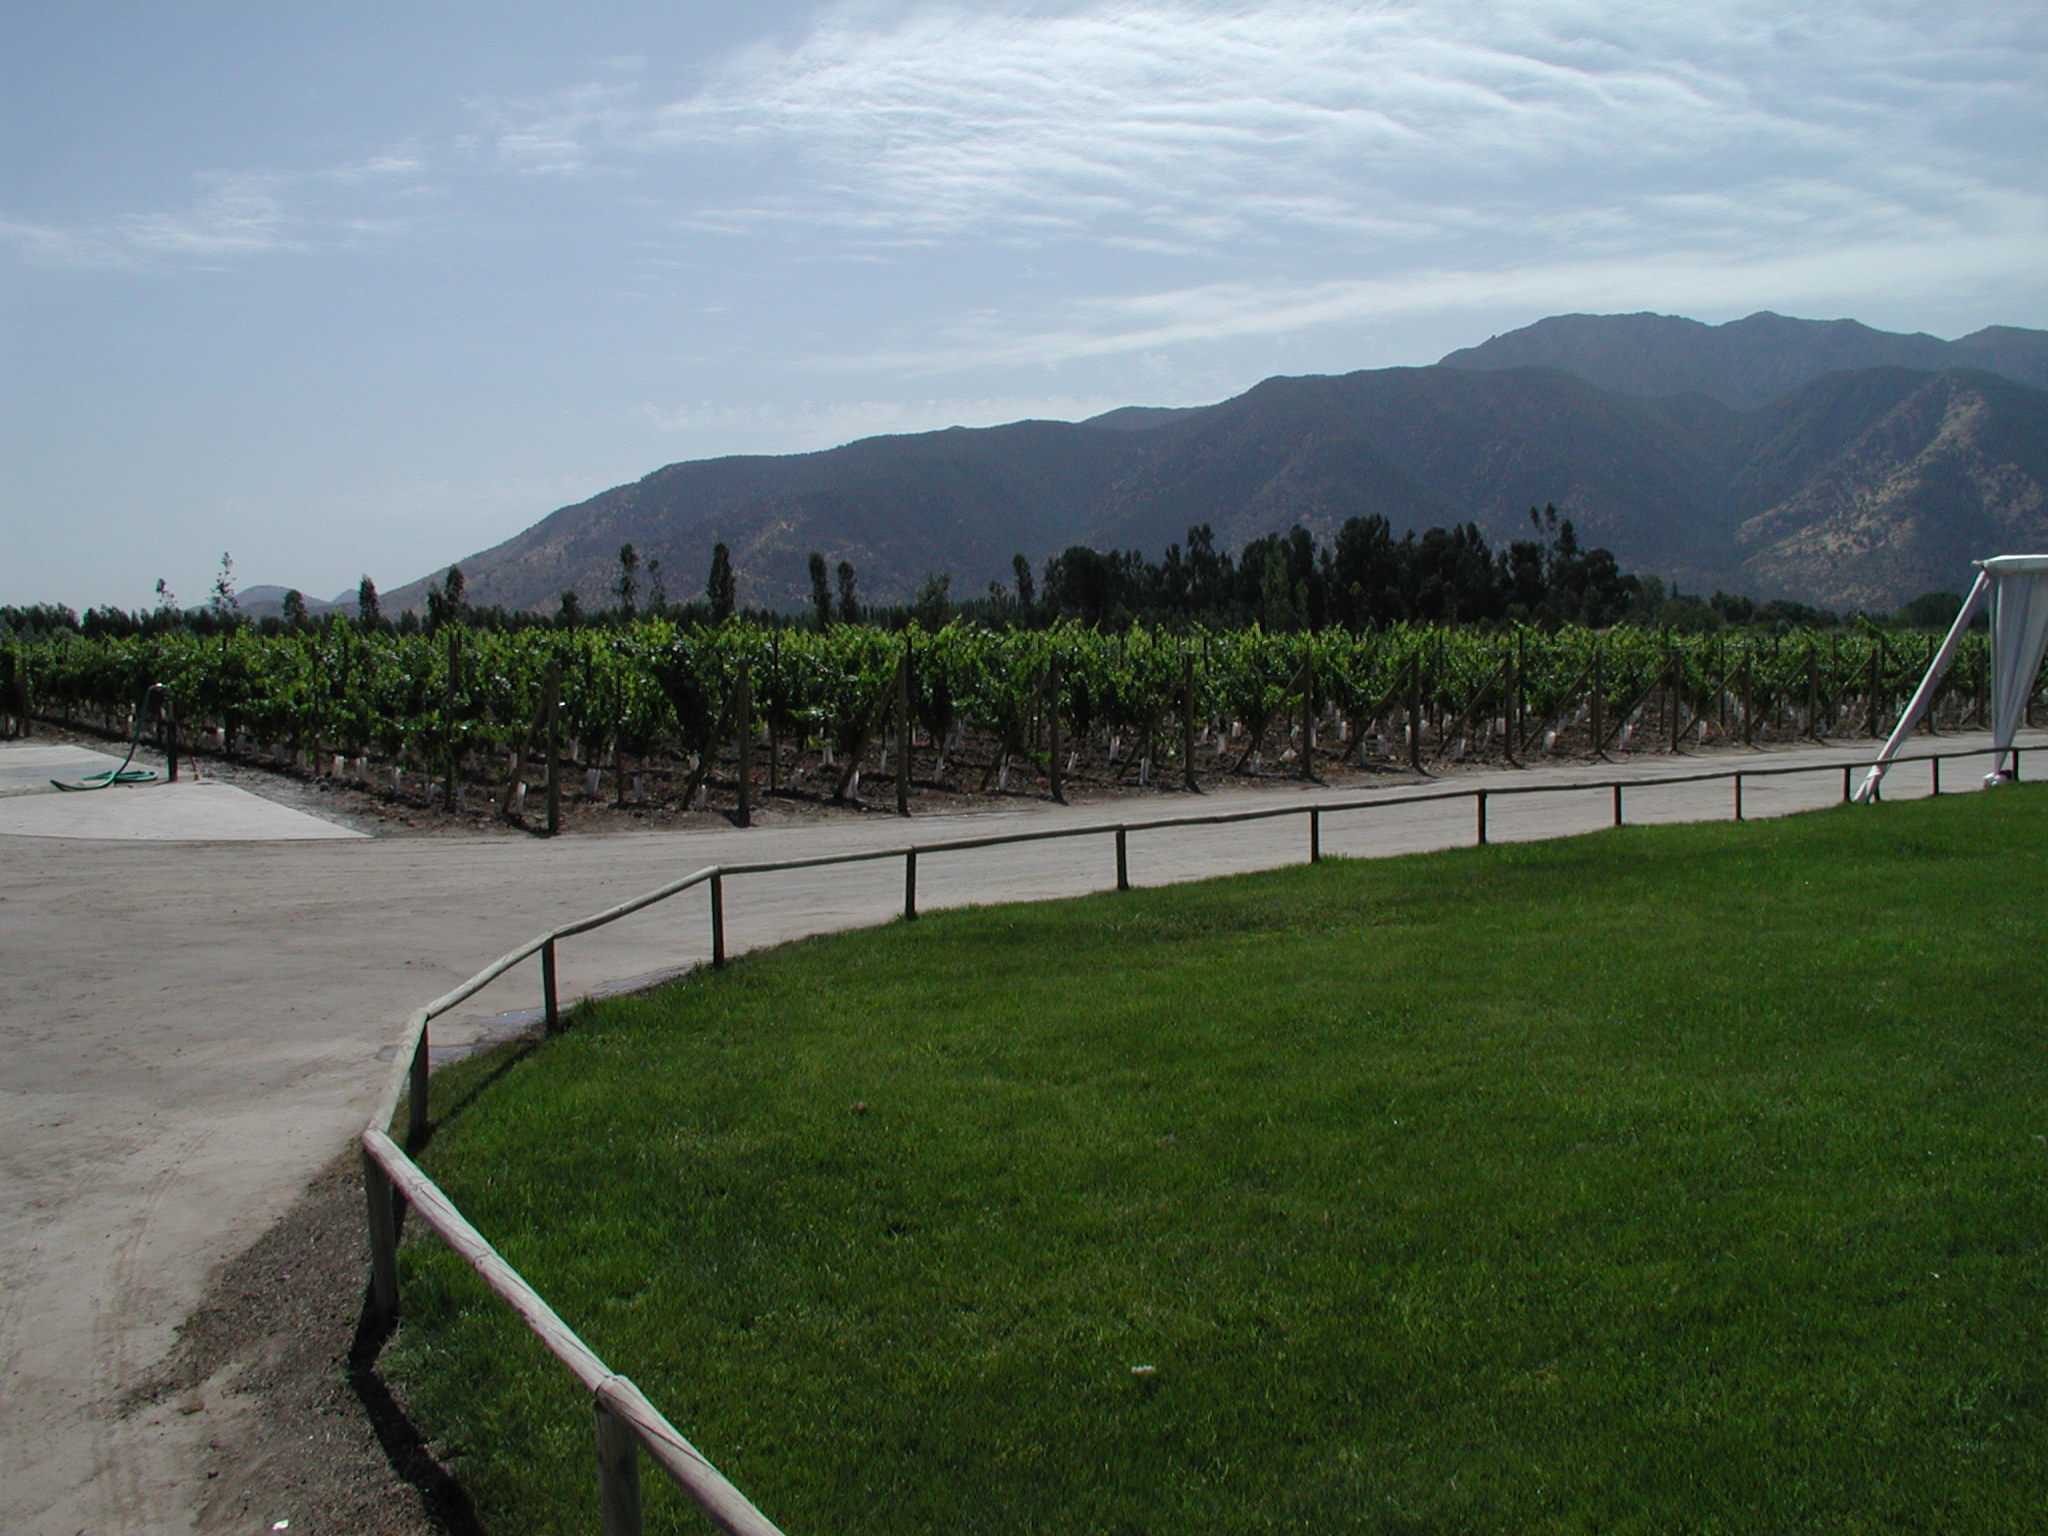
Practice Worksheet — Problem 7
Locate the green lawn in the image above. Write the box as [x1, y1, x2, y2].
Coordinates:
[386, 788, 2048, 1535]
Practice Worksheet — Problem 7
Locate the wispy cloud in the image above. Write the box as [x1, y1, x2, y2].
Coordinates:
[1, 149, 435, 270]
[470, 0, 2045, 363]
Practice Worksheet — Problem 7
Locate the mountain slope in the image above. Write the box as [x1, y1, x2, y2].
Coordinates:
[384, 320, 2048, 617]
[1736, 370, 2048, 609]
[1440, 312, 2048, 407]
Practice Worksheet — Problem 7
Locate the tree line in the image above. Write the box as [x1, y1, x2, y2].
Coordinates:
[4, 510, 1969, 642]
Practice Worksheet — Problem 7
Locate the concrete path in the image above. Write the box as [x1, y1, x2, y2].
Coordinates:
[0, 730, 2035, 1534]
[0, 743, 366, 841]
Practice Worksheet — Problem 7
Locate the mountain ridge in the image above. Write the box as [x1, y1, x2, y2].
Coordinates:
[378, 313, 2048, 617]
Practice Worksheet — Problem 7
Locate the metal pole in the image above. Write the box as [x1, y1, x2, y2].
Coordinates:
[1734, 772, 1744, 821]
[1115, 828, 1129, 891]
[542, 938, 560, 1034]
[1309, 807, 1321, 864]
[710, 873, 725, 969]
[1842, 765, 1851, 804]
[1612, 783, 1623, 827]
[1932, 756, 1940, 797]
[1475, 790, 1487, 846]
[903, 849, 918, 920]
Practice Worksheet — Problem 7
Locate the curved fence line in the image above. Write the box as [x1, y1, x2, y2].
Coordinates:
[360, 737, 2031, 1535]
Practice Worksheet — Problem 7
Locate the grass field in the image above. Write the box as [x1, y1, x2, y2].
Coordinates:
[386, 787, 2048, 1535]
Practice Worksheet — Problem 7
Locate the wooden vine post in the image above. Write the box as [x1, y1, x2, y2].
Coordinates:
[1407, 652, 1423, 773]
[1046, 654, 1064, 804]
[894, 646, 911, 818]
[1589, 644, 1604, 759]
[544, 659, 562, 836]
[443, 629, 462, 812]
[734, 658, 752, 828]
[1867, 642, 1882, 739]
[1181, 650, 1199, 792]
[1297, 648, 1316, 781]
[1742, 650, 1757, 747]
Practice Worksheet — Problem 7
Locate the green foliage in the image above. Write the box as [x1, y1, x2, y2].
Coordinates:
[9, 619, 1977, 773]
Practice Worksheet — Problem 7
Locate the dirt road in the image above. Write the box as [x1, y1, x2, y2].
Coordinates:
[0, 732, 2029, 1534]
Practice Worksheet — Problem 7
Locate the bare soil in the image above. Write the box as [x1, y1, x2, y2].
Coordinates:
[131, 1154, 474, 1536]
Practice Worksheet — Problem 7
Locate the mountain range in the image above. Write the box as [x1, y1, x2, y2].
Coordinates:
[374, 312, 2048, 617]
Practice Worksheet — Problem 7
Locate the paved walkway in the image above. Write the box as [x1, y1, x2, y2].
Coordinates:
[0, 730, 2035, 1534]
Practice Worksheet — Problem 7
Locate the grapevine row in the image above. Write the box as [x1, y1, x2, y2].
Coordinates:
[0, 621, 2002, 815]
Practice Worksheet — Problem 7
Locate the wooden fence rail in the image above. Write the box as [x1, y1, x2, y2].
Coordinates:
[362, 736, 2033, 1534]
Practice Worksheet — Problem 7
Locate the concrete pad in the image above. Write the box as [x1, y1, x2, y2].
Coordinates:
[0, 778, 365, 842]
[0, 742, 134, 797]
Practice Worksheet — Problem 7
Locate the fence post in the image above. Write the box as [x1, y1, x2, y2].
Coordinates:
[593, 1395, 644, 1536]
[1612, 783, 1623, 828]
[1932, 756, 1940, 797]
[734, 660, 752, 829]
[1842, 765, 1851, 804]
[895, 649, 911, 818]
[1309, 807, 1321, 864]
[544, 660, 562, 837]
[903, 849, 918, 921]
[363, 1150, 400, 1327]
[1734, 772, 1744, 822]
[407, 1032, 430, 1146]
[710, 873, 726, 969]
[1115, 828, 1129, 891]
[1182, 651, 1199, 792]
[1475, 790, 1487, 846]
[542, 938, 560, 1034]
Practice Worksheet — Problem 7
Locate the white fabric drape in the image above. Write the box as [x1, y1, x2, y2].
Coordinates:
[1854, 554, 2048, 800]
[1987, 559, 2048, 777]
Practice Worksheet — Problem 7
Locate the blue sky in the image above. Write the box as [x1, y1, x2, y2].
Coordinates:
[4, 0, 2043, 609]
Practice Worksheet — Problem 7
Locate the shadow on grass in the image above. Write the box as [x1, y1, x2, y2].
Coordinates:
[349, 1244, 488, 1535]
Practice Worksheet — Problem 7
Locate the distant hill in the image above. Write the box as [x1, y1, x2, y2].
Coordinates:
[1439, 311, 2048, 408]
[379, 315, 2048, 618]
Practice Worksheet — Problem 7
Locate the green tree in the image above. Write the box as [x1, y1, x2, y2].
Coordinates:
[356, 575, 382, 630]
[210, 552, 238, 621]
[707, 542, 736, 622]
[808, 551, 833, 630]
[614, 544, 640, 616]
[836, 559, 860, 625]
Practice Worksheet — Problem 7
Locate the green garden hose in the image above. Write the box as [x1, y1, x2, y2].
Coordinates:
[51, 683, 172, 791]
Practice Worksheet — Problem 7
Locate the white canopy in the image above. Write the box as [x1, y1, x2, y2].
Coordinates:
[1855, 555, 2048, 801]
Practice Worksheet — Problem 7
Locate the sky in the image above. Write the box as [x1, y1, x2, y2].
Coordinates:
[3, 0, 2043, 610]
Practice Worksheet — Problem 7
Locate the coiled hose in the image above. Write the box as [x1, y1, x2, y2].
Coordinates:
[51, 683, 173, 791]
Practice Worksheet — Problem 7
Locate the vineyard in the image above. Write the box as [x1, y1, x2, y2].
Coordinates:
[0, 621, 2004, 820]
